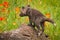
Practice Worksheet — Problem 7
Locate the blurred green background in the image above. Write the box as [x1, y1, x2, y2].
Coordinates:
[0, 0, 60, 40]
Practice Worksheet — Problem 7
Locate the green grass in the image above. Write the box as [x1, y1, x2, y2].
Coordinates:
[0, 0, 60, 40]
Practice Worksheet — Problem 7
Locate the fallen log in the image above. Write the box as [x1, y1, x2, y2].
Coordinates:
[0, 24, 50, 40]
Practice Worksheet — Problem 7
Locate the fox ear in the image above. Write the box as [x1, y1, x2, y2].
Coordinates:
[26, 5, 31, 10]
[27, 5, 30, 7]
[22, 6, 25, 9]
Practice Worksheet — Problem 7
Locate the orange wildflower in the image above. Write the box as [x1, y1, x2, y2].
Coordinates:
[15, 7, 20, 13]
[44, 13, 51, 27]
[0, 4, 3, 6]
[45, 13, 51, 18]
[3, 1, 9, 8]
[1, 8, 6, 12]
[0, 17, 5, 21]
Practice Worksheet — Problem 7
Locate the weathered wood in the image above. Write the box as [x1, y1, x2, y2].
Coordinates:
[0, 24, 49, 40]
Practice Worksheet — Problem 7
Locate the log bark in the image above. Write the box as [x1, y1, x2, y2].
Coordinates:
[0, 24, 50, 40]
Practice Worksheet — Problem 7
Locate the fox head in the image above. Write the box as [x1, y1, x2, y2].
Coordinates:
[19, 5, 31, 17]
